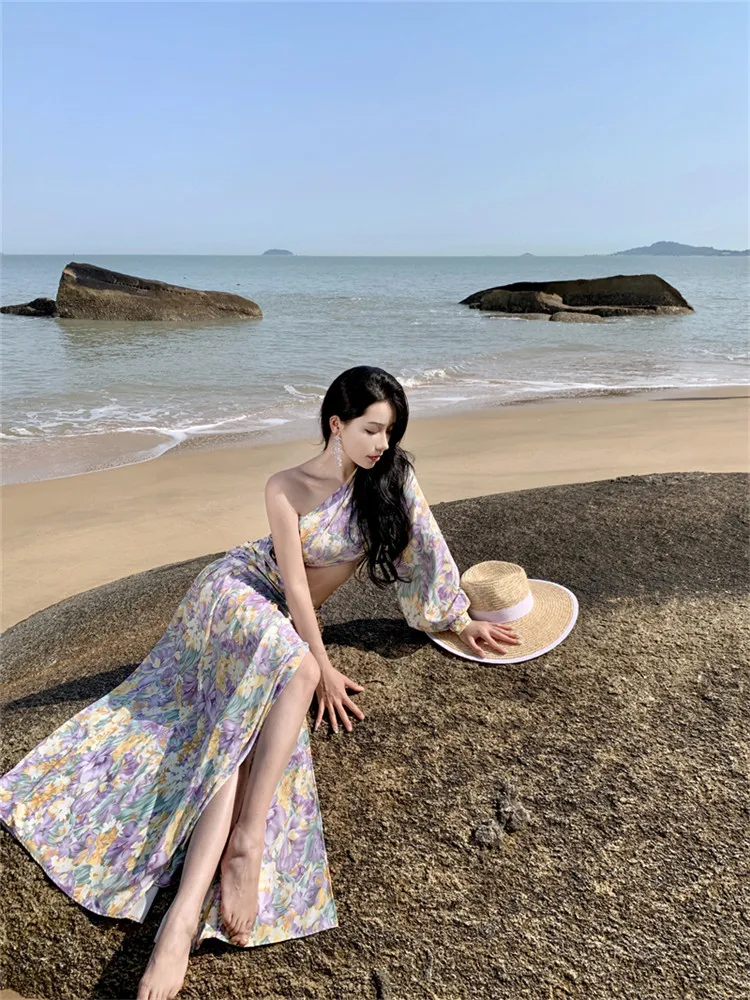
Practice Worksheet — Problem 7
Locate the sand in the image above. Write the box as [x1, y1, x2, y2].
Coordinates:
[1, 385, 747, 631]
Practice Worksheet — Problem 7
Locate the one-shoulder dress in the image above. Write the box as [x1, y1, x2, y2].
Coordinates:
[0, 466, 471, 950]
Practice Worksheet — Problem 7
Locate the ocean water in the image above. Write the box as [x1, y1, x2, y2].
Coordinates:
[1, 254, 747, 485]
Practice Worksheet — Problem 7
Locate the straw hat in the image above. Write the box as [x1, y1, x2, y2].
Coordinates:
[428, 561, 579, 663]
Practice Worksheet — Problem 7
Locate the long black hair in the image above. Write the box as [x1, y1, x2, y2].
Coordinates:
[319, 366, 413, 588]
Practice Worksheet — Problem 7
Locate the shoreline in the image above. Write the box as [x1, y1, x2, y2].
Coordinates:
[1, 379, 747, 488]
[1, 383, 747, 631]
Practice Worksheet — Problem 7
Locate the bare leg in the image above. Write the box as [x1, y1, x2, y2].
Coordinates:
[136, 761, 242, 1000]
[136, 650, 319, 997]
[136, 740, 271, 998]
[220, 651, 321, 944]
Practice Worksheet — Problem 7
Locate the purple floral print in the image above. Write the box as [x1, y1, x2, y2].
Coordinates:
[0, 465, 470, 949]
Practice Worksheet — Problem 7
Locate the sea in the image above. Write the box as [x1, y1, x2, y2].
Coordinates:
[1, 254, 747, 486]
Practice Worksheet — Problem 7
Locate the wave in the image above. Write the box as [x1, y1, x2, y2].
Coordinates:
[283, 383, 326, 400]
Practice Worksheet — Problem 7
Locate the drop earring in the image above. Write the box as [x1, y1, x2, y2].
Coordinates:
[333, 433, 343, 468]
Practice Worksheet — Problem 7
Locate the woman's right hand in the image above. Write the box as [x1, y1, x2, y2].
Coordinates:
[313, 660, 365, 734]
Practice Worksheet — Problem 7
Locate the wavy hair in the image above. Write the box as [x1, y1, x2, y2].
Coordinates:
[319, 366, 413, 588]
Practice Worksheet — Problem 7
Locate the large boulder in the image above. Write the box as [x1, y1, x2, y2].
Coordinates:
[54, 262, 263, 321]
[461, 274, 693, 318]
[1, 473, 747, 1000]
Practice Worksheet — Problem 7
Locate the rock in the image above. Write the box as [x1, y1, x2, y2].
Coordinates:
[472, 820, 504, 847]
[550, 311, 606, 323]
[474, 290, 565, 314]
[582, 305, 664, 317]
[372, 967, 392, 999]
[495, 779, 531, 832]
[0, 297, 57, 317]
[1, 472, 748, 1000]
[484, 312, 551, 321]
[505, 803, 531, 832]
[461, 274, 693, 316]
[55, 262, 263, 321]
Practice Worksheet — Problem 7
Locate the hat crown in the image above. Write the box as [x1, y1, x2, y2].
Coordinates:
[461, 561, 531, 611]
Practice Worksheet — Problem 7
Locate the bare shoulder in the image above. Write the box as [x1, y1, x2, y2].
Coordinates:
[265, 463, 322, 517]
[265, 468, 297, 506]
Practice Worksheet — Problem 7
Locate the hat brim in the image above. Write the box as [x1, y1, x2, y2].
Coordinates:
[427, 580, 579, 664]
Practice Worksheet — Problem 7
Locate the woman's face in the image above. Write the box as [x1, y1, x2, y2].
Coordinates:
[336, 400, 397, 469]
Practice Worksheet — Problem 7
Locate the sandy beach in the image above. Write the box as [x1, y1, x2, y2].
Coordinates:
[1, 384, 747, 631]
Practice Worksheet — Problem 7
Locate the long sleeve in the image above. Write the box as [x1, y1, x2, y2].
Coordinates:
[392, 466, 473, 635]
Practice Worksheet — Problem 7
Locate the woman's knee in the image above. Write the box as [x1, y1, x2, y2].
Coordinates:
[297, 650, 322, 687]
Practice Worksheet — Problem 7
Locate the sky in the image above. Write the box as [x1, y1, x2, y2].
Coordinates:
[2, 1, 748, 255]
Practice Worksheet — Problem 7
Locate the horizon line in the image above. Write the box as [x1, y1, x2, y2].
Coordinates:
[3, 250, 749, 258]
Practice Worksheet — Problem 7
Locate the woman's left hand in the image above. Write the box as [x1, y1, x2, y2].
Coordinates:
[313, 664, 365, 735]
[457, 620, 521, 658]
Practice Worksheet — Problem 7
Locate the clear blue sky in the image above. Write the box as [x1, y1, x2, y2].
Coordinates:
[3, 1, 748, 255]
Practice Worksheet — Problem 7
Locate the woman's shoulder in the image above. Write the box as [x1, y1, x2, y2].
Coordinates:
[265, 465, 306, 515]
[266, 462, 343, 519]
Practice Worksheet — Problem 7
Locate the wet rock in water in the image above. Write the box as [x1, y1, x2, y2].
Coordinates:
[54, 261, 263, 321]
[484, 311, 552, 321]
[461, 273, 694, 320]
[550, 311, 606, 323]
[474, 289, 565, 314]
[0, 297, 58, 317]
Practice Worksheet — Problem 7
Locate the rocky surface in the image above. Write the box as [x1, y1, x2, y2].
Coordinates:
[1, 473, 747, 1000]
[461, 274, 693, 321]
[549, 311, 604, 323]
[0, 297, 58, 317]
[55, 262, 263, 321]
[0, 263, 263, 322]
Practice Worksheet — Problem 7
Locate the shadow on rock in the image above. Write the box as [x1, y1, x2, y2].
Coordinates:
[1, 473, 748, 1000]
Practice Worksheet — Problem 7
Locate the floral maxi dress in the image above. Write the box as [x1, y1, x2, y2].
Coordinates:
[0, 466, 471, 950]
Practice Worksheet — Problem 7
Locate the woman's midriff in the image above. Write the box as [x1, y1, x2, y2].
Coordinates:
[305, 559, 360, 609]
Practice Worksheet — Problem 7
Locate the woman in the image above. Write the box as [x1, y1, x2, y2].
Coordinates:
[0, 366, 519, 1000]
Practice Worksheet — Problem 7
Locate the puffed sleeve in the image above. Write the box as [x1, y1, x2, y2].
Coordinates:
[392, 466, 473, 635]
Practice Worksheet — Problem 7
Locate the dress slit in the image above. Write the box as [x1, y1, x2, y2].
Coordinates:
[0, 555, 339, 949]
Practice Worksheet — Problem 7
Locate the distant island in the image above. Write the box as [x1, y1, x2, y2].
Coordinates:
[611, 241, 749, 257]
[262, 249, 294, 256]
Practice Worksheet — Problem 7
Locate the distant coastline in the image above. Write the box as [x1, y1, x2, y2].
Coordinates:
[611, 240, 749, 257]
[3, 244, 749, 257]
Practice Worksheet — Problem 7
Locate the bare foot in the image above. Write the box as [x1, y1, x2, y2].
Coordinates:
[220, 826, 264, 945]
[137, 907, 195, 1000]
